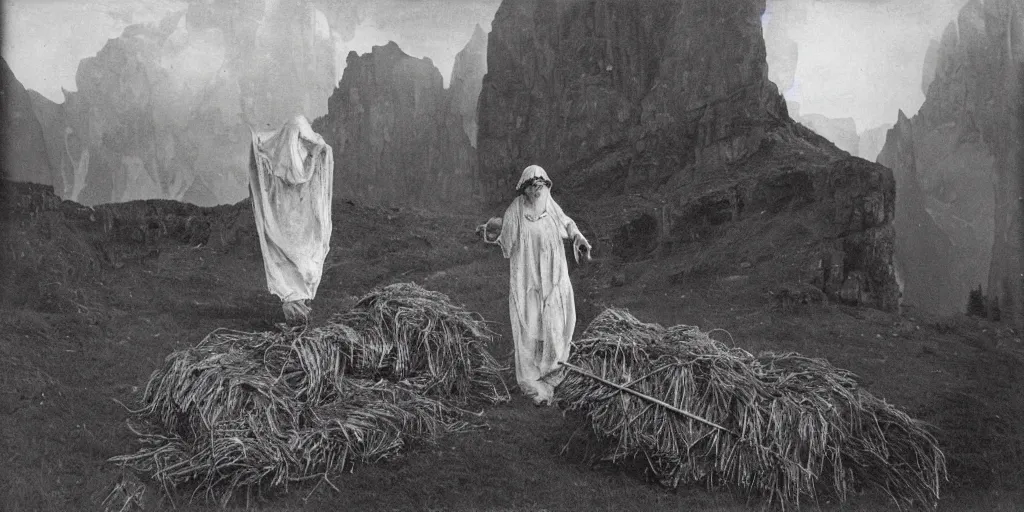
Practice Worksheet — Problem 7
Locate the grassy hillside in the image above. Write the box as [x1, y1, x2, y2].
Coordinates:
[1, 182, 1022, 511]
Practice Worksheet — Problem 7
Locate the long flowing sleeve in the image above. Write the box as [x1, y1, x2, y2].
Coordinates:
[547, 197, 580, 240]
[495, 198, 521, 259]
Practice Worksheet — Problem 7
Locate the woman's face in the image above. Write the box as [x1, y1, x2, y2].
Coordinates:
[523, 179, 548, 201]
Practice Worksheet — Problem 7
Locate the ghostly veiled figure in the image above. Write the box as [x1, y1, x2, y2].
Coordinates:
[248, 115, 334, 324]
[478, 165, 592, 406]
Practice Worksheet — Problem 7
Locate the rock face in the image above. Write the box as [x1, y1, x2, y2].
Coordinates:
[877, 111, 962, 314]
[857, 122, 893, 163]
[449, 25, 488, 147]
[797, 114, 860, 156]
[877, 0, 1023, 325]
[479, 0, 787, 196]
[313, 42, 479, 210]
[27, 91, 73, 197]
[921, 38, 941, 95]
[783, 101, 866, 158]
[478, 0, 900, 311]
[1, 58, 55, 186]
[30, 0, 357, 207]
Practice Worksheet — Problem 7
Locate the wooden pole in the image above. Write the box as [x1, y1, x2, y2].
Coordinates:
[559, 361, 812, 476]
[559, 361, 736, 435]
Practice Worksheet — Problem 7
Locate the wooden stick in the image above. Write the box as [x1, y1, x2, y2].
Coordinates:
[559, 361, 813, 476]
[559, 361, 736, 435]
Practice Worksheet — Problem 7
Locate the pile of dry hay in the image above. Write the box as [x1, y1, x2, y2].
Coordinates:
[110, 283, 508, 504]
[558, 308, 946, 510]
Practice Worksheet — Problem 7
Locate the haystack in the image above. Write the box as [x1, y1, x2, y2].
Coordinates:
[111, 283, 508, 504]
[558, 308, 946, 510]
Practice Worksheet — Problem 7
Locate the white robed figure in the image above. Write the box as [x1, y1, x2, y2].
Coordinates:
[478, 165, 592, 405]
[248, 115, 334, 324]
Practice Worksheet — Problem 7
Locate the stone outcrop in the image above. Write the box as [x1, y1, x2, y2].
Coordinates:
[477, 0, 900, 311]
[877, 0, 1023, 325]
[313, 41, 478, 210]
[449, 24, 488, 147]
[30, 0, 359, 207]
[1, 58, 55, 186]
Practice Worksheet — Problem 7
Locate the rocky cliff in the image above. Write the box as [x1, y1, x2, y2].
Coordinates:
[477, 0, 900, 311]
[797, 114, 860, 156]
[29, 0, 358, 207]
[449, 25, 488, 147]
[857, 122, 893, 163]
[26, 91, 73, 198]
[313, 41, 479, 210]
[921, 38, 941, 95]
[877, 0, 1023, 325]
[479, 0, 788, 196]
[877, 111, 961, 314]
[1, 58, 55, 186]
[785, 100, 870, 159]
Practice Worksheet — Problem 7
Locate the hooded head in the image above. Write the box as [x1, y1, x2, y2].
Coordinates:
[516, 165, 552, 196]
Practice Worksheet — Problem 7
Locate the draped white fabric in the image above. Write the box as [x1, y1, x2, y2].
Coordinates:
[247, 116, 333, 304]
[490, 165, 583, 403]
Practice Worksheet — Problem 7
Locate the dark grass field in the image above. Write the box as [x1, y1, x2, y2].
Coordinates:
[2, 197, 1023, 511]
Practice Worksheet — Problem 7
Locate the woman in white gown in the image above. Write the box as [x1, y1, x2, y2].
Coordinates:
[478, 165, 591, 406]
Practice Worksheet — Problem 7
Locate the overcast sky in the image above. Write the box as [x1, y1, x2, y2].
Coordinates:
[3, 0, 968, 132]
[765, 0, 969, 130]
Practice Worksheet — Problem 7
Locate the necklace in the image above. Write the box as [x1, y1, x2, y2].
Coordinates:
[523, 194, 548, 222]
[524, 209, 548, 222]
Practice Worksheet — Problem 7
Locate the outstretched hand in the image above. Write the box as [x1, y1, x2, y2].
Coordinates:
[573, 234, 592, 263]
[477, 217, 503, 243]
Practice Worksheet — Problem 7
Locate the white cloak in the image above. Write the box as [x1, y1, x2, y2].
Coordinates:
[494, 192, 582, 403]
[247, 116, 333, 303]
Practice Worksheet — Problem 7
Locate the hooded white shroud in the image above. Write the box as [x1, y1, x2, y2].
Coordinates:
[248, 116, 333, 303]
[491, 165, 582, 402]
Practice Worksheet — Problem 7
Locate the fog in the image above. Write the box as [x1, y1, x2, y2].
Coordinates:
[4, 0, 968, 132]
[763, 0, 970, 132]
[2, 0, 501, 102]
[2, 0, 188, 101]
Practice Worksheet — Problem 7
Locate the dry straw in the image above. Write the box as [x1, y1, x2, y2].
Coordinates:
[110, 283, 509, 506]
[558, 308, 946, 510]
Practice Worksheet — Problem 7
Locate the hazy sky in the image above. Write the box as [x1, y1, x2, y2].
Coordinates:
[3, 0, 968, 132]
[765, 0, 969, 131]
[3, 0, 188, 100]
[1, 0, 498, 102]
